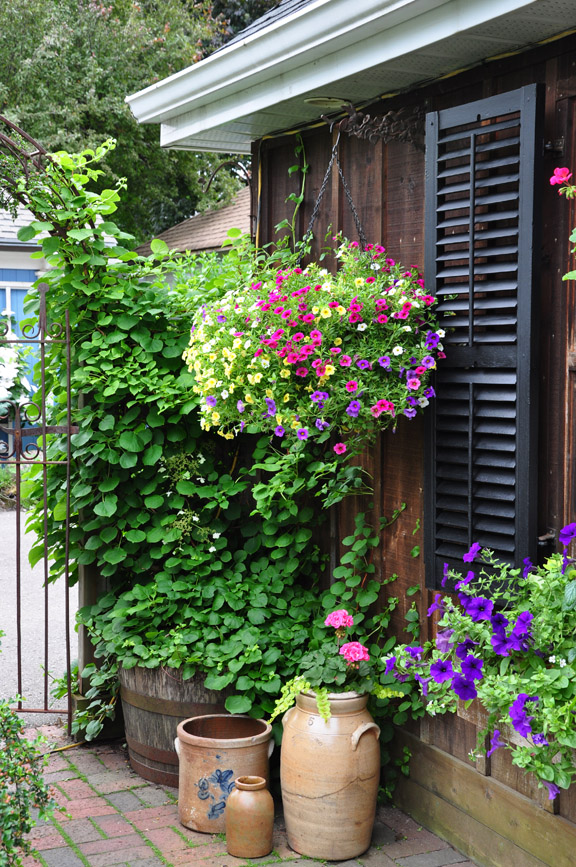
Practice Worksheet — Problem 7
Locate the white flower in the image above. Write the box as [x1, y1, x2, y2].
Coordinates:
[559, 658, 567, 668]
[437, 329, 446, 338]
[197, 476, 206, 483]
[208, 545, 216, 553]
[192, 515, 199, 522]
[401, 326, 412, 332]
[357, 323, 368, 331]
[212, 532, 221, 539]
[418, 398, 429, 408]
[392, 346, 404, 355]
[244, 340, 251, 349]
[370, 263, 381, 270]
[548, 656, 556, 664]
[221, 390, 229, 399]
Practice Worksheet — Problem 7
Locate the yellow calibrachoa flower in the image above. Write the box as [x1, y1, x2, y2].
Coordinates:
[324, 364, 335, 376]
[336, 306, 346, 316]
[275, 413, 283, 424]
[283, 394, 290, 403]
[266, 388, 274, 397]
[320, 308, 332, 318]
[334, 337, 343, 345]
[233, 338, 242, 349]
[312, 306, 320, 314]
[211, 412, 220, 423]
[280, 369, 291, 378]
[206, 378, 217, 389]
[245, 394, 254, 404]
[354, 277, 364, 287]
[209, 353, 217, 362]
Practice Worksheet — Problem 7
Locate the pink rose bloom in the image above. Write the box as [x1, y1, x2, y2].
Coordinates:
[550, 167, 572, 185]
[325, 609, 354, 629]
[340, 642, 370, 664]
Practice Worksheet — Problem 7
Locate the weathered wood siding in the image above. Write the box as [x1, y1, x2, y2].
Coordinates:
[253, 30, 576, 865]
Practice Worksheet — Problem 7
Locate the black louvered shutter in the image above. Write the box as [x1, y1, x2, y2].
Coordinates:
[424, 85, 543, 588]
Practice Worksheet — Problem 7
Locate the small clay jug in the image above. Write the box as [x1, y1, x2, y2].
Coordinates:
[225, 775, 274, 857]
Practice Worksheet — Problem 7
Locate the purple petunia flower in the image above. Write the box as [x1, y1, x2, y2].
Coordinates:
[451, 674, 477, 701]
[455, 570, 475, 591]
[463, 542, 482, 563]
[217, 314, 227, 323]
[406, 646, 424, 659]
[274, 425, 285, 437]
[415, 673, 431, 696]
[425, 331, 440, 349]
[423, 386, 436, 399]
[545, 782, 560, 800]
[460, 655, 484, 682]
[421, 355, 436, 368]
[237, 400, 245, 413]
[357, 359, 371, 369]
[315, 418, 330, 431]
[264, 398, 276, 417]
[491, 630, 512, 656]
[559, 522, 576, 546]
[490, 611, 509, 633]
[384, 656, 396, 675]
[532, 733, 549, 747]
[523, 557, 534, 578]
[455, 638, 479, 660]
[430, 658, 454, 683]
[509, 693, 538, 737]
[378, 356, 391, 368]
[487, 729, 506, 757]
[441, 562, 450, 588]
[463, 596, 494, 622]
[427, 593, 445, 617]
[511, 611, 533, 637]
[404, 407, 417, 418]
[206, 395, 217, 407]
[296, 428, 309, 440]
[435, 628, 454, 653]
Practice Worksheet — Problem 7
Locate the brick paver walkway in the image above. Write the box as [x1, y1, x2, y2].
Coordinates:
[23, 728, 479, 867]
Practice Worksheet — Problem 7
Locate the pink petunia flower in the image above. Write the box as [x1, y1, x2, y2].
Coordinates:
[333, 442, 347, 455]
[407, 377, 421, 390]
[339, 355, 352, 367]
[345, 380, 358, 392]
[295, 367, 309, 377]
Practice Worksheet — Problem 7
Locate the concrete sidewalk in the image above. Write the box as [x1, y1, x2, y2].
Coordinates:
[23, 728, 479, 867]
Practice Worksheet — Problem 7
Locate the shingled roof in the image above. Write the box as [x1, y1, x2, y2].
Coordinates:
[221, 0, 317, 49]
[0, 206, 40, 248]
[136, 187, 251, 256]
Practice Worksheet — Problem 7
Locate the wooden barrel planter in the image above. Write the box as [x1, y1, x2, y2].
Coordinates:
[118, 665, 232, 786]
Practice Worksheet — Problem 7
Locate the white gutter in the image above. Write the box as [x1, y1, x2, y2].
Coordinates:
[127, 0, 539, 146]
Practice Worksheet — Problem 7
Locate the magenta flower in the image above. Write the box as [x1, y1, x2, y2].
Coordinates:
[345, 380, 358, 392]
[333, 442, 347, 455]
[550, 167, 572, 185]
[296, 428, 309, 440]
[339, 355, 352, 367]
[339, 641, 370, 665]
[325, 609, 354, 629]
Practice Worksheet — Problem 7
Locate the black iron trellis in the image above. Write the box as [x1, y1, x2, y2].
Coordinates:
[1, 282, 78, 730]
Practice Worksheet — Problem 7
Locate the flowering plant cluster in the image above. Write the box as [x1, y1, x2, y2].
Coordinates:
[183, 237, 444, 452]
[270, 607, 402, 721]
[385, 526, 576, 799]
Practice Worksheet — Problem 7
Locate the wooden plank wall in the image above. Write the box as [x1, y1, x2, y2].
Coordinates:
[253, 30, 576, 858]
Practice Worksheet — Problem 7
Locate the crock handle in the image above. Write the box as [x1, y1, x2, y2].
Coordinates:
[174, 737, 180, 757]
[351, 721, 380, 751]
[268, 739, 275, 758]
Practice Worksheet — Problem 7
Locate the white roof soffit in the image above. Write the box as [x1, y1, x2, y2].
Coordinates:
[126, 0, 576, 154]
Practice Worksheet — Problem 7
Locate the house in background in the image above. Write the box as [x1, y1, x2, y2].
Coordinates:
[127, 1, 576, 862]
[136, 186, 252, 256]
[0, 206, 46, 335]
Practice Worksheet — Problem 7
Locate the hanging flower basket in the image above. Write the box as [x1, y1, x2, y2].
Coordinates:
[184, 238, 445, 450]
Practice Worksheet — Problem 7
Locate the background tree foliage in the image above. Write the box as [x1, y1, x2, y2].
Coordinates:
[0, 0, 273, 242]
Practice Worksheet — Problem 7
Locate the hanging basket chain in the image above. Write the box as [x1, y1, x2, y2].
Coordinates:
[299, 131, 367, 260]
